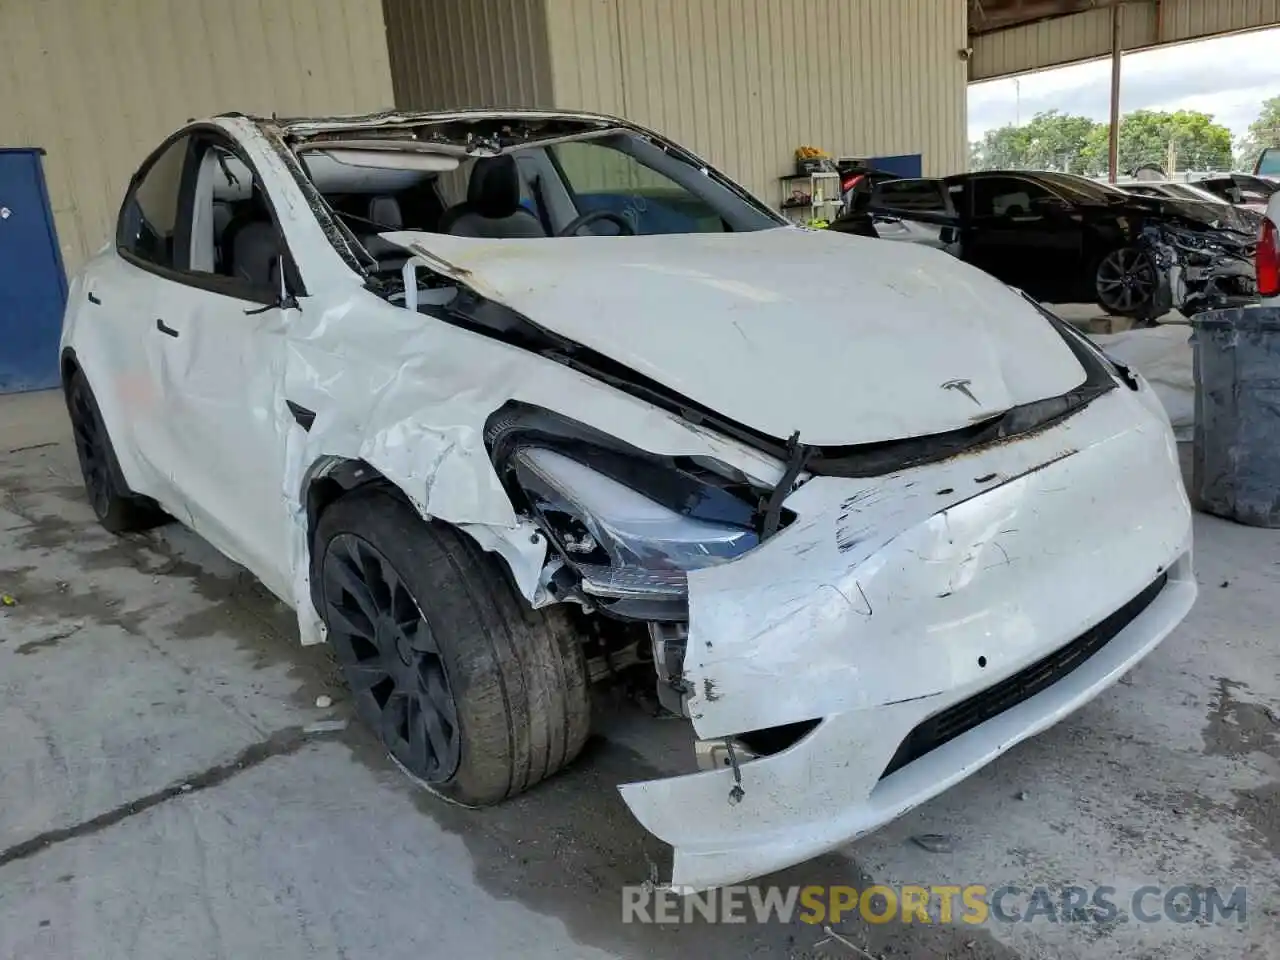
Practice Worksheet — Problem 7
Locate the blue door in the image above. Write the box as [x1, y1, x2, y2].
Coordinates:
[0, 149, 67, 394]
[868, 154, 924, 179]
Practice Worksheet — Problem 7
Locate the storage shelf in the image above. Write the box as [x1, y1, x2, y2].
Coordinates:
[780, 198, 842, 209]
[779, 171, 840, 181]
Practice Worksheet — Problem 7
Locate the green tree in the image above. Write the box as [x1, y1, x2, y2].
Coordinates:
[1236, 95, 1280, 169]
[971, 108, 1233, 175]
[1111, 109, 1233, 173]
[1075, 109, 1234, 176]
[1080, 123, 1111, 175]
[970, 110, 1101, 172]
[1020, 110, 1100, 173]
[971, 123, 1030, 170]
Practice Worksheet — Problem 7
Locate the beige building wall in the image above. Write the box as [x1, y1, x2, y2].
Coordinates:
[971, 0, 1280, 81]
[544, 0, 970, 199]
[381, 0, 969, 202]
[0, 0, 395, 273]
[383, 0, 554, 110]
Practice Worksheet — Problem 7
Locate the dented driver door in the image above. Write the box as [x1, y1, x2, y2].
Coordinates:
[145, 276, 295, 600]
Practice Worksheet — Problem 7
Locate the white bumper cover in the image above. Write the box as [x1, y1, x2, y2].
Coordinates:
[620, 387, 1195, 890]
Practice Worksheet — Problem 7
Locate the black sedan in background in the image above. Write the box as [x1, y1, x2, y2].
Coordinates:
[831, 170, 1258, 319]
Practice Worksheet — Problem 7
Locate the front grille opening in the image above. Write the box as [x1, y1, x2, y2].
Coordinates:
[879, 573, 1169, 780]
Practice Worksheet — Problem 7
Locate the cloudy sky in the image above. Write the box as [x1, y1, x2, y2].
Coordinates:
[968, 27, 1280, 144]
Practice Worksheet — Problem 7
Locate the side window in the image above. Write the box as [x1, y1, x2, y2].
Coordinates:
[1200, 179, 1242, 204]
[1235, 178, 1273, 205]
[1257, 148, 1280, 177]
[970, 177, 1055, 217]
[873, 180, 946, 213]
[118, 132, 295, 298]
[118, 136, 192, 268]
[189, 141, 266, 280]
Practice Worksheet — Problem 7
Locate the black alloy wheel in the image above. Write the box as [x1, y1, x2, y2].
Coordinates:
[1096, 247, 1157, 316]
[313, 486, 591, 805]
[322, 533, 461, 783]
[63, 370, 167, 533]
[67, 375, 113, 520]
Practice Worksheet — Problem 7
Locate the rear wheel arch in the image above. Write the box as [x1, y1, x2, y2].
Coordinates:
[60, 347, 81, 391]
[64, 366, 167, 533]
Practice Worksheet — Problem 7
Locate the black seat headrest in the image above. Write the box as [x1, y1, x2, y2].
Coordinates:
[467, 155, 523, 219]
[367, 195, 403, 229]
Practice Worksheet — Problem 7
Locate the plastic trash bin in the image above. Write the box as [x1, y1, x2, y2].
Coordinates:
[1191, 306, 1280, 527]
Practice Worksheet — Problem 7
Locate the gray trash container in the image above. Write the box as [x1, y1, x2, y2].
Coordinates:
[1192, 306, 1280, 527]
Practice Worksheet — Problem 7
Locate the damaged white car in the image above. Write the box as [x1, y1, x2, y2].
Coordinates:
[61, 109, 1196, 890]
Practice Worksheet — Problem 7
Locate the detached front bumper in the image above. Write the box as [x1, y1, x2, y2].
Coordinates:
[619, 386, 1195, 890]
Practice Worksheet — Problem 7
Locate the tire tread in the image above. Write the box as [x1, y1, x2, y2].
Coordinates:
[314, 486, 590, 804]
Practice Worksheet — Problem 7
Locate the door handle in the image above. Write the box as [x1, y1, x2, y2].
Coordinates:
[87, 291, 102, 305]
[155, 318, 180, 338]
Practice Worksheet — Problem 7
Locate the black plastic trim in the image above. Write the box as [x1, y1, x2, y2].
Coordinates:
[287, 400, 316, 432]
[880, 572, 1168, 780]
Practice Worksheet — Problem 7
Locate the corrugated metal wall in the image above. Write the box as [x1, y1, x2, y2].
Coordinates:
[971, 0, 1280, 80]
[382, 0, 555, 110]
[544, 0, 969, 197]
[0, 0, 394, 273]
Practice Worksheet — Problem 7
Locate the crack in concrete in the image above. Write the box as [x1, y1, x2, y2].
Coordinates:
[0, 726, 322, 871]
[14, 624, 83, 655]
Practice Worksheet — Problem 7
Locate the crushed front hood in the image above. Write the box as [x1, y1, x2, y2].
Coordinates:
[1110, 196, 1260, 235]
[385, 228, 1087, 446]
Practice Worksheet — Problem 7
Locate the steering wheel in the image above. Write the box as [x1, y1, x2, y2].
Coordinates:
[556, 209, 636, 237]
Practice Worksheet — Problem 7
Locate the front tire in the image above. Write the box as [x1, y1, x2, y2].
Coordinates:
[64, 369, 167, 533]
[1094, 246, 1160, 321]
[313, 487, 591, 805]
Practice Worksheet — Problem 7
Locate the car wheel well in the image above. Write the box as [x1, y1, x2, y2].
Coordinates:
[302, 458, 535, 613]
[60, 349, 81, 391]
[304, 458, 395, 542]
[303, 459, 405, 608]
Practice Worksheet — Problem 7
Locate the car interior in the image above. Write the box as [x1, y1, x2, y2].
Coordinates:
[114, 125, 779, 303]
[197, 129, 768, 291]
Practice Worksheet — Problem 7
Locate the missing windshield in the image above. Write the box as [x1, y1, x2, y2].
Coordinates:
[280, 114, 783, 279]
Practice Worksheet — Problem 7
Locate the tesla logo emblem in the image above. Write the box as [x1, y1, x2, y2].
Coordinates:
[942, 378, 981, 406]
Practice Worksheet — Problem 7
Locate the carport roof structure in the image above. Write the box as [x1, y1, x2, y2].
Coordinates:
[968, 0, 1280, 80]
[967, 0, 1280, 180]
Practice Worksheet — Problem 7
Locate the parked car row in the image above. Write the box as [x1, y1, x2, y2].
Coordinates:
[1191, 173, 1278, 213]
[832, 169, 1265, 321]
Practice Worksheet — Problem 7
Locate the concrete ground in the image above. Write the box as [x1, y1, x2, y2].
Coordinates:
[1, 389, 1277, 960]
[1049, 303, 1182, 333]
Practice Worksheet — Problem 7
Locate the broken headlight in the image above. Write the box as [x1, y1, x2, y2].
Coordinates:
[512, 446, 760, 620]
